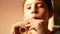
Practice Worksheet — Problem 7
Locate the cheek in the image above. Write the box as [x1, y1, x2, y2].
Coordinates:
[38, 8, 49, 18]
[24, 9, 31, 17]
[38, 9, 46, 16]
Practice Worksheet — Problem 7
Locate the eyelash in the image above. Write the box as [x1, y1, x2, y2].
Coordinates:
[26, 6, 31, 9]
[28, 7, 31, 9]
[37, 4, 44, 8]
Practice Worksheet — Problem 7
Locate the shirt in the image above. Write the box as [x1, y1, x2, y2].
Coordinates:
[49, 29, 56, 34]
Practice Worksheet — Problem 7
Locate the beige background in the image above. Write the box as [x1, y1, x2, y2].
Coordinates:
[0, 0, 24, 34]
[0, 0, 55, 34]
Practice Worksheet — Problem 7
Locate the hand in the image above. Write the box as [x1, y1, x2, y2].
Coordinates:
[11, 19, 48, 34]
[11, 21, 30, 34]
[26, 19, 48, 34]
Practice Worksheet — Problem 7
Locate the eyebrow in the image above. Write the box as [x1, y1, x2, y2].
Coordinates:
[25, 1, 44, 6]
[36, 3, 43, 4]
[26, 4, 31, 6]
[25, 3, 43, 6]
[36, 1, 44, 4]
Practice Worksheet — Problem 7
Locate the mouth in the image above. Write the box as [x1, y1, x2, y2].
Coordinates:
[32, 17, 41, 20]
[34, 17, 40, 20]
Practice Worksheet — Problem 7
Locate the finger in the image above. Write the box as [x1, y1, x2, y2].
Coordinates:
[29, 25, 38, 32]
[11, 25, 20, 34]
[25, 24, 31, 27]
[11, 22, 26, 34]
[14, 26, 20, 34]
[28, 29, 38, 34]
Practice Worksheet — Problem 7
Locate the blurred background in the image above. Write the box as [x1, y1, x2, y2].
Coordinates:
[0, 0, 60, 34]
[0, 0, 23, 34]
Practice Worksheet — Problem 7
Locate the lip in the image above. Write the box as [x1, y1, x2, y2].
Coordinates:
[32, 16, 40, 20]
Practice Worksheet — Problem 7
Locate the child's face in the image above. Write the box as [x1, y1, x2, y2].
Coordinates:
[24, 0, 49, 21]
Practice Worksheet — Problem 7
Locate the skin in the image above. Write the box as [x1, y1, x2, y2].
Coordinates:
[11, 0, 53, 34]
[24, 0, 49, 22]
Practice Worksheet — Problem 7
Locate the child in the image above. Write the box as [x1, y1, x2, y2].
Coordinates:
[11, 0, 55, 34]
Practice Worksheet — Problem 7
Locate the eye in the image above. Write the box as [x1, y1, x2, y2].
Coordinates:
[26, 6, 31, 9]
[37, 4, 44, 8]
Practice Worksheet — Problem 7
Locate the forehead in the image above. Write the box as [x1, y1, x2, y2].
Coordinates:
[25, 0, 44, 4]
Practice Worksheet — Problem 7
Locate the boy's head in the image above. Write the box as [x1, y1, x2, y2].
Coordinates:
[23, 0, 52, 10]
[23, 0, 53, 23]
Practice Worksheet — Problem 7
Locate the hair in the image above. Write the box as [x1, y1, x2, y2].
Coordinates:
[22, 0, 53, 10]
[44, 0, 52, 10]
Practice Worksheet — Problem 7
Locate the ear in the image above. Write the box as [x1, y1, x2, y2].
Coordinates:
[48, 9, 54, 19]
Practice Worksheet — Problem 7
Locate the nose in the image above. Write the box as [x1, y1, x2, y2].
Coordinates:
[31, 5, 38, 14]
